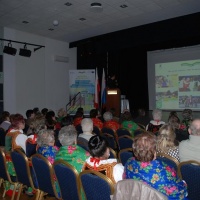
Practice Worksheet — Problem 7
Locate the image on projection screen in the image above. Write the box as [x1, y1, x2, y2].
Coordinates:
[155, 59, 200, 110]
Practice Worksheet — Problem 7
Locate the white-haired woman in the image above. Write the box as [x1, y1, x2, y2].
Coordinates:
[55, 125, 90, 173]
[37, 129, 59, 164]
[103, 111, 120, 131]
[146, 109, 165, 134]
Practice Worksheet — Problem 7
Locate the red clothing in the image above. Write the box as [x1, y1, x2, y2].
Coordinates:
[91, 118, 103, 129]
[73, 117, 83, 127]
[103, 120, 120, 131]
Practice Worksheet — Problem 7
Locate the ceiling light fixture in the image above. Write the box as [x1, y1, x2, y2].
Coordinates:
[3, 42, 17, 56]
[90, 2, 103, 13]
[19, 43, 31, 57]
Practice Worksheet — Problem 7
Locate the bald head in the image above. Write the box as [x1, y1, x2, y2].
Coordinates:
[188, 119, 200, 136]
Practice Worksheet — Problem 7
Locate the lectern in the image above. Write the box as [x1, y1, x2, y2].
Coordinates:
[106, 88, 121, 117]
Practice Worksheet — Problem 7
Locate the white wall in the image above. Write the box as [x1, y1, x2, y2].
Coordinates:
[3, 27, 76, 117]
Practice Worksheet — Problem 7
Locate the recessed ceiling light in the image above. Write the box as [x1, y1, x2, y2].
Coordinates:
[22, 21, 29, 24]
[90, 2, 103, 12]
[65, 2, 72, 6]
[79, 18, 86, 21]
[120, 4, 128, 8]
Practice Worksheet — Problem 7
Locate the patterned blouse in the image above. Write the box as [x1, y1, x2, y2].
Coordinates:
[121, 120, 139, 137]
[37, 145, 59, 164]
[103, 120, 120, 131]
[55, 145, 90, 173]
[124, 158, 188, 199]
[91, 118, 103, 129]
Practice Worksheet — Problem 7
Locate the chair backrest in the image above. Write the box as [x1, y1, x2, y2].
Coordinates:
[109, 147, 117, 159]
[177, 160, 200, 200]
[0, 149, 19, 200]
[118, 148, 134, 166]
[25, 139, 37, 157]
[101, 127, 115, 138]
[136, 123, 146, 129]
[31, 153, 60, 199]
[93, 126, 101, 136]
[156, 152, 179, 171]
[53, 160, 80, 200]
[112, 179, 168, 200]
[102, 133, 118, 151]
[0, 127, 6, 146]
[118, 135, 133, 150]
[116, 128, 131, 137]
[79, 170, 114, 200]
[10, 149, 40, 199]
[77, 137, 89, 151]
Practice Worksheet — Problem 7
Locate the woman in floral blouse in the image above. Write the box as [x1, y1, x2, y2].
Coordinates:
[124, 132, 188, 200]
[55, 125, 90, 173]
[37, 129, 59, 164]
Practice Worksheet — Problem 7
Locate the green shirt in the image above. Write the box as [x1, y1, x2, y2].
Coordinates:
[55, 145, 90, 173]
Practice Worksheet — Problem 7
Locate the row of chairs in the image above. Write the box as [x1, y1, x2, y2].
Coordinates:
[0, 149, 113, 200]
[1, 148, 200, 200]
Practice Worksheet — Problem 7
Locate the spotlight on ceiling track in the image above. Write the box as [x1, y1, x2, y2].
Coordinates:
[3, 42, 17, 56]
[19, 44, 31, 57]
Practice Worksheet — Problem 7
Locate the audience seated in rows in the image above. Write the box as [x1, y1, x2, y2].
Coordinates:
[179, 118, 200, 162]
[82, 135, 124, 184]
[146, 108, 165, 134]
[124, 132, 188, 199]
[55, 125, 90, 173]
[120, 111, 139, 138]
[157, 123, 180, 162]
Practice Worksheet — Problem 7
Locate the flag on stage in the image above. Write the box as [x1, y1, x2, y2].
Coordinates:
[101, 68, 106, 108]
[94, 68, 100, 109]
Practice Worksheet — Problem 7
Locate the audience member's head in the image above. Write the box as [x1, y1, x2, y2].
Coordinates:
[182, 109, 193, 121]
[88, 135, 110, 159]
[41, 108, 48, 117]
[188, 119, 200, 136]
[58, 125, 77, 146]
[157, 124, 177, 152]
[168, 114, 180, 129]
[31, 117, 46, 133]
[132, 132, 156, 162]
[137, 108, 146, 117]
[37, 129, 55, 147]
[60, 115, 73, 127]
[33, 107, 40, 115]
[11, 113, 25, 130]
[121, 111, 133, 121]
[81, 118, 93, 133]
[152, 109, 162, 121]
[26, 109, 35, 119]
[103, 111, 113, 122]
[90, 109, 98, 118]
[0, 111, 10, 122]
[57, 108, 67, 118]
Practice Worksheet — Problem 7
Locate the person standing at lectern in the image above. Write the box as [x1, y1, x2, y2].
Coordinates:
[107, 73, 118, 89]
